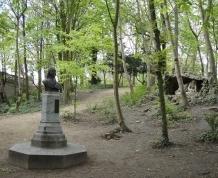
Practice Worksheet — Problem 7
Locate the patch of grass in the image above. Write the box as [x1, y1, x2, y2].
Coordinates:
[0, 168, 11, 174]
[196, 113, 218, 143]
[168, 112, 192, 123]
[204, 113, 218, 131]
[152, 98, 192, 124]
[87, 97, 117, 125]
[0, 91, 41, 115]
[197, 131, 218, 143]
[120, 85, 149, 107]
[60, 110, 79, 122]
[152, 137, 171, 148]
[192, 94, 218, 106]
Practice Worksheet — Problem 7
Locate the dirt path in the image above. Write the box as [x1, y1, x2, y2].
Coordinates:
[0, 88, 218, 178]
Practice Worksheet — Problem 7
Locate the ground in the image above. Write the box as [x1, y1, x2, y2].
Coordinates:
[0, 88, 218, 178]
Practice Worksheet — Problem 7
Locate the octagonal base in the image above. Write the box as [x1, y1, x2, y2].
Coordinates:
[9, 142, 87, 169]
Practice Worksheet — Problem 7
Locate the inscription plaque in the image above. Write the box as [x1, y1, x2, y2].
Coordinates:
[54, 99, 59, 113]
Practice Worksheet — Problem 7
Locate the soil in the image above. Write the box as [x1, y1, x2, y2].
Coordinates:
[0, 88, 218, 178]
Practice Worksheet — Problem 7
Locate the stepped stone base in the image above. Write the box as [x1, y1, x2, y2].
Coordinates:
[9, 142, 87, 169]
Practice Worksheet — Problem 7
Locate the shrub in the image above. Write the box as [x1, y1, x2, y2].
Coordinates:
[204, 113, 218, 131]
[61, 110, 78, 122]
[87, 97, 117, 125]
[197, 130, 218, 142]
[120, 85, 148, 107]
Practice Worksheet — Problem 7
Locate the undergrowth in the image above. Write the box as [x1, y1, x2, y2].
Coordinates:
[197, 113, 218, 143]
[120, 85, 149, 107]
[87, 97, 117, 125]
[0, 90, 41, 115]
[152, 97, 192, 125]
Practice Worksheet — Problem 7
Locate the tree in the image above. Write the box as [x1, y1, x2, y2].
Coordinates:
[105, 0, 131, 132]
[148, 0, 169, 143]
[9, 0, 27, 112]
[199, 0, 216, 81]
[163, 0, 189, 106]
[0, 71, 10, 106]
[118, 13, 134, 93]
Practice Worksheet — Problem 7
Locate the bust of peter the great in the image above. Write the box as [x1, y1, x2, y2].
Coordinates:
[42, 67, 61, 92]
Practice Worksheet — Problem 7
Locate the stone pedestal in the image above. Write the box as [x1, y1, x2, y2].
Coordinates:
[9, 91, 87, 169]
[31, 92, 67, 148]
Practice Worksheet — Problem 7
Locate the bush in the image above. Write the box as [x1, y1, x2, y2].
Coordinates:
[197, 130, 218, 142]
[61, 110, 78, 122]
[204, 113, 218, 131]
[87, 97, 117, 125]
[120, 85, 148, 107]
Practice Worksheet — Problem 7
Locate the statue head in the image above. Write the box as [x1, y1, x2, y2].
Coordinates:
[43, 67, 61, 92]
[47, 67, 56, 78]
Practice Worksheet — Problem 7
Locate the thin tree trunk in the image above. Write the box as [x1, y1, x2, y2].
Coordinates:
[10, 0, 27, 112]
[163, 0, 189, 106]
[90, 48, 99, 85]
[22, 14, 29, 100]
[37, 34, 43, 101]
[149, 0, 169, 142]
[106, 0, 132, 132]
[15, 16, 22, 112]
[136, 0, 152, 91]
[0, 72, 10, 106]
[187, 18, 204, 75]
[14, 60, 17, 95]
[118, 15, 134, 93]
[199, 0, 216, 81]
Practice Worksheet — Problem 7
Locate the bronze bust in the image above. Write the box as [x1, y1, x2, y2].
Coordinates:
[43, 67, 61, 92]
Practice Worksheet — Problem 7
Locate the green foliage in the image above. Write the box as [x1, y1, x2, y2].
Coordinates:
[197, 131, 218, 143]
[7, 104, 16, 114]
[192, 94, 218, 106]
[196, 113, 218, 143]
[152, 98, 191, 123]
[0, 168, 11, 174]
[87, 97, 117, 125]
[204, 113, 218, 131]
[120, 85, 148, 107]
[152, 137, 170, 148]
[60, 110, 78, 122]
[0, 90, 41, 115]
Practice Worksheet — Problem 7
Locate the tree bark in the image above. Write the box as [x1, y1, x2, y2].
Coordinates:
[106, 0, 132, 132]
[163, 0, 189, 106]
[118, 14, 134, 93]
[187, 18, 204, 75]
[90, 48, 99, 85]
[22, 14, 29, 100]
[199, 0, 216, 81]
[136, 0, 152, 91]
[0, 72, 10, 106]
[149, 0, 169, 141]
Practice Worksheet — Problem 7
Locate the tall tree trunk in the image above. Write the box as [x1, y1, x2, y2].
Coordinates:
[163, 0, 189, 106]
[90, 48, 99, 85]
[118, 15, 134, 93]
[37, 21, 44, 101]
[14, 60, 17, 95]
[136, 0, 152, 91]
[10, 0, 27, 112]
[22, 14, 29, 100]
[191, 49, 197, 73]
[106, 0, 131, 132]
[199, 0, 216, 81]
[0, 72, 10, 106]
[149, 0, 169, 142]
[187, 18, 204, 75]
[15, 16, 22, 112]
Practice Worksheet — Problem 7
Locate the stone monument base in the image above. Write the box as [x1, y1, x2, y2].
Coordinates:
[9, 142, 87, 169]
